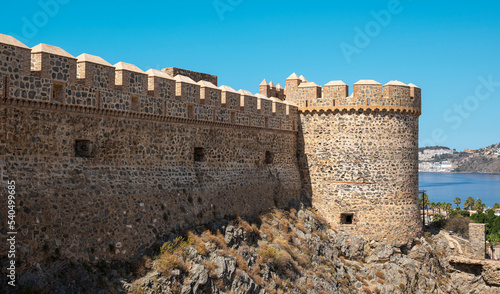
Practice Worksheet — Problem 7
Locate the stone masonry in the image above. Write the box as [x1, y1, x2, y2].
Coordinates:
[0, 34, 299, 272]
[280, 73, 423, 246]
[469, 223, 486, 259]
[0, 33, 423, 273]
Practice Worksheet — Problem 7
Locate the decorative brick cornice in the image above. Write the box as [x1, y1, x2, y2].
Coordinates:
[298, 105, 421, 116]
[0, 97, 297, 133]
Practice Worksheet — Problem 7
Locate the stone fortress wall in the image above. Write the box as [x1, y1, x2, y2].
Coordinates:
[0, 31, 428, 273]
[0, 34, 301, 270]
[277, 73, 423, 246]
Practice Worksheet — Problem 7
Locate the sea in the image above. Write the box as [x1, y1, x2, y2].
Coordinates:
[419, 172, 500, 208]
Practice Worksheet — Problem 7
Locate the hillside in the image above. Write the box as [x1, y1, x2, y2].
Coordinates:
[452, 143, 500, 173]
[126, 207, 500, 293]
[420, 143, 500, 174]
[15, 206, 498, 293]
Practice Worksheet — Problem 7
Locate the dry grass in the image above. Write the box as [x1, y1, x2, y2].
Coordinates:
[258, 243, 278, 263]
[295, 220, 306, 232]
[201, 230, 227, 250]
[202, 260, 218, 278]
[227, 248, 249, 272]
[236, 217, 253, 234]
[399, 283, 406, 291]
[274, 250, 292, 269]
[155, 253, 188, 276]
[249, 265, 265, 285]
[260, 223, 275, 240]
[251, 224, 260, 234]
[279, 217, 291, 233]
[213, 278, 227, 292]
[374, 270, 385, 280]
[187, 231, 207, 256]
[355, 273, 364, 281]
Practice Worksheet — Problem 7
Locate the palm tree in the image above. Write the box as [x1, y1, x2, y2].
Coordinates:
[444, 203, 453, 215]
[464, 197, 475, 210]
[430, 202, 436, 216]
[453, 197, 461, 209]
[474, 199, 486, 213]
[493, 203, 500, 209]
[436, 202, 442, 215]
[419, 193, 430, 226]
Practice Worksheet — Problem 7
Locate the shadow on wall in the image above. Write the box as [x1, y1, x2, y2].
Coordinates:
[297, 115, 313, 206]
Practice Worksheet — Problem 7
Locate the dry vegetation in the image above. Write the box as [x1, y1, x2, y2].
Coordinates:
[126, 207, 458, 294]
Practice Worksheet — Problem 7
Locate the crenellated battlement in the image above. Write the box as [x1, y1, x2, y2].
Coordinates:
[0, 34, 297, 131]
[281, 72, 421, 115]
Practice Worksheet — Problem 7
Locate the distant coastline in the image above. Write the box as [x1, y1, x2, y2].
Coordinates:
[419, 143, 500, 174]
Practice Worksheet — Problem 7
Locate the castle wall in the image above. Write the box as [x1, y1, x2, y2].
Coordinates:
[0, 100, 301, 270]
[0, 35, 300, 271]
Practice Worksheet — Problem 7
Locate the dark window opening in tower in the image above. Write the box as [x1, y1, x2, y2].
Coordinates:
[341, 213, 354, 224]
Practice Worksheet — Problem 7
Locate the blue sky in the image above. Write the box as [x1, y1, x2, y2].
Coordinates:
[1, 0, 499, 151]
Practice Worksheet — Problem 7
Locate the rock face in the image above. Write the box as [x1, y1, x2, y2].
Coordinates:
[4, 207, 500, 293]
[122, 207, 498, 294]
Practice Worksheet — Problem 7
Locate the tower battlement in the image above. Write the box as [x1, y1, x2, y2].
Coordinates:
[282, 73, 421, 115]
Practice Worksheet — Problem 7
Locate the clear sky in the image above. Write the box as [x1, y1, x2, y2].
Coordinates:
[1, 0, 499, 151]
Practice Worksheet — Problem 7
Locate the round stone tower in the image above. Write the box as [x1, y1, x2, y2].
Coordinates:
[285, 74, 422, 246]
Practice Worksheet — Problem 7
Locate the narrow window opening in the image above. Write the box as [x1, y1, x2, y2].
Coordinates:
[230, 111, 236, 124]
[75, 140, 92, 158]
[332, 99, 336, 107]
[131, 95, 140, 112]
[52, 83, 64, 103]
[265, 116, 269, 128]
[3, 76, 8, 98]
[188, 104, 195, 119]
[264, 151, 273, 164]
[194, 147, 205, 162]
[340, 213, 354, 225]
[292, 120, 296, 131]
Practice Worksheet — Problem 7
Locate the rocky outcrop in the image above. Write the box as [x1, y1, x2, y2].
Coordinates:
[10, 206, 500, 293]
[125, 207, 499, 294]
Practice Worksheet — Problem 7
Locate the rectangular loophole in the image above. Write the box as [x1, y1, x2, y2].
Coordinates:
[188, 104, 195, 119]
[75, 140, 92, 158]
[131, 95, 140, 112]
[264, 116, 269, 128]
[230, 111, 236, 124]
[194, 147, 205, 162]
[264, 151, 273, 164]
[52, 83, 64, 103]
[340, 213, 354, 225]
